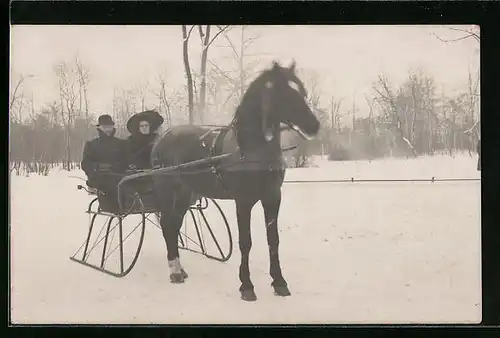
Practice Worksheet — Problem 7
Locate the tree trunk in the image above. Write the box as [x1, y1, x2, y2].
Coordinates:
[198, 25, 211, 124]
[182, 25, 194, 124]
[239, 27, 245, 99]
[66, 110, 72, 170]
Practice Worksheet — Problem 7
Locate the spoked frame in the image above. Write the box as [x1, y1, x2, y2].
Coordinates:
[177, 197, 233, 262]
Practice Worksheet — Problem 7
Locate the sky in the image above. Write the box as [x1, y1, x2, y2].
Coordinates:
[10, 25, 479, 119]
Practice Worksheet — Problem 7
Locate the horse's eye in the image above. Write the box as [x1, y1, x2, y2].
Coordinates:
[288, 81, 300, 93]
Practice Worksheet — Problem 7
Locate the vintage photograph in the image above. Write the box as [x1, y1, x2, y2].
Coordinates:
[9, 25, 480, 324]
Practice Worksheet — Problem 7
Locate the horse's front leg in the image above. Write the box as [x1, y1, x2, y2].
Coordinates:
[261, 192, 291, 297]
[160, 198, 190, 284]
[236, 198, 258, 301]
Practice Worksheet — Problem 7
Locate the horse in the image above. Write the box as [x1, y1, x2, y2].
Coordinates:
[150, 60, 320, 301]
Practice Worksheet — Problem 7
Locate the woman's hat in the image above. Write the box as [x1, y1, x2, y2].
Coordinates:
[126, 110, 164, 134]
[97, 114, 115, 126]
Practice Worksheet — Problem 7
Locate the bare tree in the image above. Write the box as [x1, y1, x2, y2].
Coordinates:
[196, 25, 230, 123]
[9, 75, 33, 174]
[433, 25, 480, 152]
[153, 72, 173, 128]
[329, 96, 343, 131]
[10, 74, 34, 123]
[181, 25, 196, 124]
[372, 74, 417, 157]
[198, 26, 265, 123]
[292, 68, 329, 166]
[112, 87, 137, 136]
[73, 55, 93, 159]
[75, 56, 90, 121]
[132, 79, 151, 112]
[218, 26, 262, 100]
[54, 61, 79, 170]
[363, 94, 377, 152]
[462, 67, 480, 154]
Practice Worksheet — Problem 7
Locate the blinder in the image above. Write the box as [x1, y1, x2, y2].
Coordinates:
[261, 80, 275, 142]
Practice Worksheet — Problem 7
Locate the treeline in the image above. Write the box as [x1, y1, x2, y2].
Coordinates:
[10, 115, 94, 176]
[286, 68, 480, 166]
[10, 49, 479, 175]
[10, 68, 480, 176]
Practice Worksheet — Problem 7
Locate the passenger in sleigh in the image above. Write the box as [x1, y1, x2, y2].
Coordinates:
[81, 114, 127, 212]
[124, 110, 164, 201]
[125, 110, 164, 171]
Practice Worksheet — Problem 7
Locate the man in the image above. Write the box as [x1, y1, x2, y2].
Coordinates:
[81, 114, 127, 212]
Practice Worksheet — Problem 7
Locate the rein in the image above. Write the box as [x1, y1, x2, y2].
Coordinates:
[116, 144, 297, 212]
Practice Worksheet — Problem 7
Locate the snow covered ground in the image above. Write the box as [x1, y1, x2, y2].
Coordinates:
[10, 153, 481, 324]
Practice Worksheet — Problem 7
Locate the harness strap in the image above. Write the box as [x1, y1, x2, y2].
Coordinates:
[199, 126, 233, 193]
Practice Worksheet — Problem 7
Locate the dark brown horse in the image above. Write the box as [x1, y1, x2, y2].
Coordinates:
[150, 61, 320, 301]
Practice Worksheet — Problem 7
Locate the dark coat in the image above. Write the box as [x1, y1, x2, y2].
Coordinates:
[126, 133, 157, 170]
[81, 129, 127, 177]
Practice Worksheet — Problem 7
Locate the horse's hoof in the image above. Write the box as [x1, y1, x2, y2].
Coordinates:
[170, 273, 185, 284]
[273, 285, 291, 297]
[240, 289, 257, 301]
[181, 269, 188, 279]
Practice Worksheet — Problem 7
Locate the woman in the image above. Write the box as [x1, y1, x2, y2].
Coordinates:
[125, 110, 164, 170]
[123, 110, 164, 205]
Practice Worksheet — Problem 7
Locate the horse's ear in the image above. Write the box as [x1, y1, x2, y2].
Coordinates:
[288, 59, 296, 73]
[272, 61, 280, 70]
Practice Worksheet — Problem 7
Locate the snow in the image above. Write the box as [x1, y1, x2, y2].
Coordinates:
[10, 154, 481, 324]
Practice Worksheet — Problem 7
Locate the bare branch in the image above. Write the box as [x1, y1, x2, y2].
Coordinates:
[10, 74, 34, 112]
[432, 26, 480, 44]
[221, 85, 241, 108]
[464, 120, 479, 135]
[448, 27, 480, 41]
[243, 34, 261, 50]
[198, 25, 205, 43]
[183, 25, 196, 41]
[207, 25, 230, 49]
[10, 76, 25, 111]
[221, 32, 240, 60]
[208, 60, 239, 86]
[432, 32, 478, 43]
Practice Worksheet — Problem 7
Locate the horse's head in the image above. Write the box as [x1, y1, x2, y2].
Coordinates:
[254, 60, 320, 142]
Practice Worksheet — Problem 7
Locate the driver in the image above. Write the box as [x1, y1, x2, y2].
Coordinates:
[81, 114, 127, 212]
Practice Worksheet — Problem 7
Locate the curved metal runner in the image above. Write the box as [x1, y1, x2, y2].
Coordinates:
[70, 186, 233, 278]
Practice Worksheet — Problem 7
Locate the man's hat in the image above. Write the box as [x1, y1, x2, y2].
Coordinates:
[126, 110, 164, 134]
[97, 114, 115, 126]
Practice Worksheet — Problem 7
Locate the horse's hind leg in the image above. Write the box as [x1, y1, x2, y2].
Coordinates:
[159, 194, 191, 283]
[261, 192, 291, 297]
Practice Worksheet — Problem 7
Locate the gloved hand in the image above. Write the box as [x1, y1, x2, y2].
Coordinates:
[126, 164, 137, 174]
